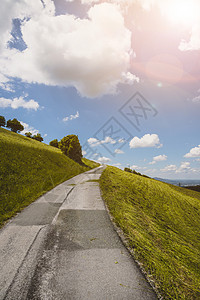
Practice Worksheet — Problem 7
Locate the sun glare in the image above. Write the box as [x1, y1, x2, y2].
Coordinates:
[164, 0, 199, 26]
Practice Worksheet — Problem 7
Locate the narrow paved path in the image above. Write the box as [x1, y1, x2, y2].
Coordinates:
[0, 166, 157, 300]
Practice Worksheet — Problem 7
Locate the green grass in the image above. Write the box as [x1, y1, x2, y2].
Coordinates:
[100, 166, 200, 299]
[0, 128, 99, 227]
[82, 157, 100, 169]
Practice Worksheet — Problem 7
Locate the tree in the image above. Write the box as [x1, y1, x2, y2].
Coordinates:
[25, 132, 32, 138]
[6, 118, 24, 133]
[59, 134, 83, 164]
[0, 116, 6, 127]
[124, 167, 132, 173]
[49, 139, 59, 148]
[32, 133, 43, 142]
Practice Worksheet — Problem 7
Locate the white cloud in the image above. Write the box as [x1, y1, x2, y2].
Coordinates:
[149, 154, 167, 165]
[82, 150, 87, 156]
[20, 121, 39, 136]
[161, 162, 196, 174]
[0, 0, 52, 53]
[113, 163, 122, 166]
[129, 134, 162, 149]
[179, 25, 200, 51]
[0, 74, 13, 92]
[0, 96, 39, 110]
[176, 162, 191, 173]
[130, 165, 147, 171]
[161, 164, 177, 172]
[114, 149, 124, 154]
[118, 138, 125, 143]
[184, 145, 200, 158]
[88, 136, 116, 147]
[0, 1, 138, 98]
[72, 0, 200, 52]
[131, 165, 138, 169]
[97, 156, 111, 164]
[63, 111, 79, 122]
[191, 95, 200, 103]
[88, 138, 99, 145]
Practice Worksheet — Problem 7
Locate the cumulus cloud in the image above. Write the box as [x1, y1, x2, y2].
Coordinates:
[161, 162, 195, 174]
[149, 154, 167, 165]
[0, 74, 13, 92]
[88, 136, 116, 147]
[176, 162, 191, 173]
[63, 111, 79, 122]
[129, 134, 162, 149]
[161, 164, 177, 172]
[0, 1, 137, 98]
[72, 0, 200, 52]
[20, 121, 39, 135]
[184, 145, 200, 158]
[0, 96, 39, 110]
[97, 156, 111, 164]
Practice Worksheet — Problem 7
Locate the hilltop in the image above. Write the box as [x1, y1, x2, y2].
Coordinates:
[100, 166, 200, 299]
[0, 127, 99, 227]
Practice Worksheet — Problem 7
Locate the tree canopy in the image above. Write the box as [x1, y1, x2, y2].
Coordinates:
[49, 139, 59, 148]
[59, 134, 82, 164]
[0, 116, 6, 127]
[25, 132, 32, 138]
[6, 118, 24, 133]
[32, 133, 43, 142]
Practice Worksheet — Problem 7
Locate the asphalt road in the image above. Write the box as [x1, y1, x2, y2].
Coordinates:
[0, 166, 157, 300]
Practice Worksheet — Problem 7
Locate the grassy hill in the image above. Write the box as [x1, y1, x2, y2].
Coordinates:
[100, 166, 200, 300]
[0, 128, 99, 227]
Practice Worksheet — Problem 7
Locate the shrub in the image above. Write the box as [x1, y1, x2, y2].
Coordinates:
[49, 139, 59, 148]
[25, 132, 32, 138]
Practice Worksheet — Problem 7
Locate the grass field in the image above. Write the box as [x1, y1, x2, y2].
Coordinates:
[0, 128, 99, 227]
[100, 166, 200, 299]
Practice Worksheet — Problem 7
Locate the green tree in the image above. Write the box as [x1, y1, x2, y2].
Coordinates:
[25, 132, 32, 138]
[49, 139, 59, 148]
[6, 118, 24, 133]
[124, 167, 132, 173]
[32, 133, 43, 142]
[59, 134, 82, 164]
[0, 116, 6, 127]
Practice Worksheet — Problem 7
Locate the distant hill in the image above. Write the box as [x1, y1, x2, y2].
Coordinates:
[154, 177, 200, 186]
[0, 127, 99, 227]
[185, 185, 200, 193]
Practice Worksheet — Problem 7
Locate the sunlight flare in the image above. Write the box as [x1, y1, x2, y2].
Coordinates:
[163, 0, 199, 26]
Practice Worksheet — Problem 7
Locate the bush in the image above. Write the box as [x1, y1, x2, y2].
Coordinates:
[25, 132, 32, 138]
[124, 167, 149, 178]
[32, 133, 43, 142]
[124, 167, 132, 173]
[49, 139, 59, 148]
[59, 134, 83, 164]
[0, 116, 6, 127]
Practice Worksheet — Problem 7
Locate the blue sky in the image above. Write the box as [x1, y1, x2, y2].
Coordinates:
[0, 0, 200, 179]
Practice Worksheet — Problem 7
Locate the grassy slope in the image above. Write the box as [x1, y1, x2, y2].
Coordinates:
[100, 166, 200, 300]
[0, 128, 99, 227]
